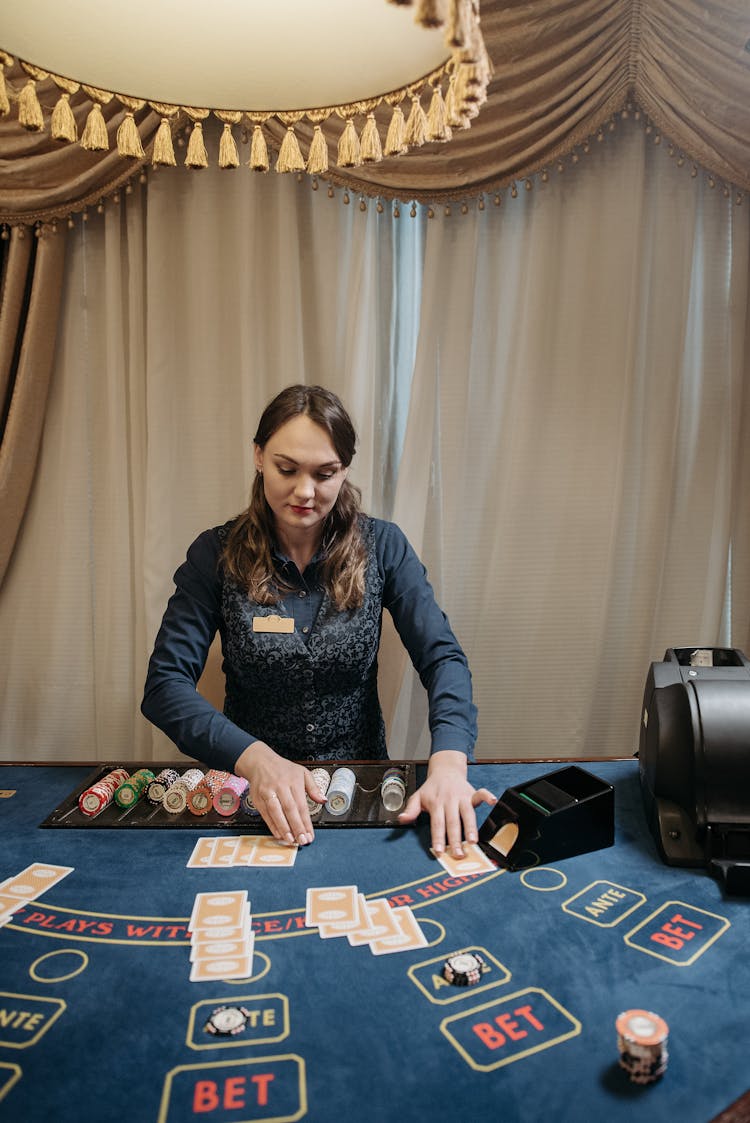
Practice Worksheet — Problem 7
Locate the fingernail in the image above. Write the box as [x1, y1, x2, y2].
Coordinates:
[433, 845, 444, 856]
[452, 846, 464, 858]
[285, 832, 295, 844]
[297, 833, 309, 846]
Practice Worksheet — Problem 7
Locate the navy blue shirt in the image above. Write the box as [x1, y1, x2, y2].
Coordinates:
[141, 517, 477, 772]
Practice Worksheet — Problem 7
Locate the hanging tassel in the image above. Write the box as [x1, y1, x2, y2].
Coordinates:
[152, 117, 176, 165]
[306, 125, 329, 175]
[444, 75, 467, 129]
[336, 119, 361, 168]
[445, 0, 471, 48]
[81, 103, 109, 150]
[276, 126, 305, 173]
[19, 81, 44, 131]
[185, 121, 208, 167]
[117, 112, 145, 158]
[359, 114, 382, 163]
[404, 96, 427, 147]
[426, 85, 450, 141]
[0, 55, 12, 117]
[51, 93, 77, 142]
[249, 124, 269, 172]
[384, 105, 407, 156]
[415, 0, 449, 26]
[219, 123, 239, 167]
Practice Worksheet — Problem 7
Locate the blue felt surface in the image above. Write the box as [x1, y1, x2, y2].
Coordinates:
[0, 760, 748, 1123]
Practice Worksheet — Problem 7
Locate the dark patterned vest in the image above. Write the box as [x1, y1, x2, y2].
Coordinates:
[218, 519, 387, 761]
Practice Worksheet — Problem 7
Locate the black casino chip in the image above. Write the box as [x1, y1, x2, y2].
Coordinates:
[203, 1005, 251, 1037]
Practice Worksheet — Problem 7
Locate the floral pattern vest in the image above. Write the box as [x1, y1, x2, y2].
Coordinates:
[218, 519, 387, 761]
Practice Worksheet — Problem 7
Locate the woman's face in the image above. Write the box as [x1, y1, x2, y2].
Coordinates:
[254, 414, 348, 544]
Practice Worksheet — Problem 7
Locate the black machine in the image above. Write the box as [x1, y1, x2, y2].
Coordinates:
[639, 647, 750, 894]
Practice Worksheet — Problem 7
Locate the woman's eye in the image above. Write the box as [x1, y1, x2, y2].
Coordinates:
[318, 473, 335, 481]
[278, 467, 294, 476]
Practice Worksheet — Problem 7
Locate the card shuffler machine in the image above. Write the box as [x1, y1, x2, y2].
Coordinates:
[639, 647, 750, 894]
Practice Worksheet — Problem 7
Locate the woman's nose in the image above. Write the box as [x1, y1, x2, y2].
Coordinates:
[293, 475, 315, 499]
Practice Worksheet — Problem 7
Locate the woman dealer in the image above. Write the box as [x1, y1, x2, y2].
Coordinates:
[142, 385, 495, 857]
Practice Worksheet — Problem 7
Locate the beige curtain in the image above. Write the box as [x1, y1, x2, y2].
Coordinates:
[0, 226, 66, 584]
[1, 120, 747, 764]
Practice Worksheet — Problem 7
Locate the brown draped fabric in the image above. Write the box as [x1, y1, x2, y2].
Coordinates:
[0, 0, 748, 584]
[0, 225, 66, 584]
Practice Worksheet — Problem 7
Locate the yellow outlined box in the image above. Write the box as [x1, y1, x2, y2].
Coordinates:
[562, 880, 646, 927]
[0, 1062, 22, 1102]
[157, 1053, 306, 1123]
[440, 986, 581, 1072]
[0, 993, 66, 1049]
[187, 994, 290, 1050]
[624, 901, 730, 965]
[407, 947, 510, 1005]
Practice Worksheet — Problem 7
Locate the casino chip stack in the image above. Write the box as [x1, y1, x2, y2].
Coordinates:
[204, 1005, 251, 1037]
[164, 768, 204, 814]
[188, 770, 229, 816]
[78, 768, 130, 818]
[145, 768, 180, 806]
[214, 775, 249, 817]
[616, 1009, 669, 1084]
[306, 768, 331, 819]
[114, 768, 155, 809]
[442, 951, 489, 987]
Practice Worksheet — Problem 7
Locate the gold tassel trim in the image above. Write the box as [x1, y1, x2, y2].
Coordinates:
[405, 96, 427, 147]
[185, 121, 208, 168]
[360, 114, 382, 163]
[384, 105, 407, 157]
[117, 111, 144, 158]
[0, 56, 12, 117]
[306, 125, 328, 175]
[415, 0, 449, 26]
[426, 85, 450, 141]
[51, 93, 77, 142]
[276, 126, 305, 173]
[337, 118, 361, 168]
[248, 124, 269, 172]
[152, 118, 176, 166]
[219, 123, 239, 168]
[81, 102, 109, 150]
[19, 80, 44, 132]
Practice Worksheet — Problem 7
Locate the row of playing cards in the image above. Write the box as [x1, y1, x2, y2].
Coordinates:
[305, 886, 428, 955]
[0, 863, 74, 928]
[188, 836, 298, 869]
[188, 890, 255, 983]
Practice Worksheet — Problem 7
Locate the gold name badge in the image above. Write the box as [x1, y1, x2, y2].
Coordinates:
[252, 614, 295, 634]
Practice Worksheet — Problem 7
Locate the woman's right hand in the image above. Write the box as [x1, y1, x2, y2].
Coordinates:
[234, 741, 326, 846]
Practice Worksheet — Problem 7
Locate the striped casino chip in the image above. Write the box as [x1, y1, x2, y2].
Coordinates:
[145, 768, 180, 805]
[78, 767, 130, 817]
[306, 767, 331, 818]
[442, 952, 489, 987]
[114, 768, 155, 809]
[213, 775, 249, 817]
[616, 1010, 669, 1083]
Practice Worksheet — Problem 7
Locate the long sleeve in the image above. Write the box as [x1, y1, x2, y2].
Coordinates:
[141, 528, 256, 771]
[375, 519, 478, 757]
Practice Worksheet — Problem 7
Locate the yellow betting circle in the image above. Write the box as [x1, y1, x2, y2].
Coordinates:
[520, 867, 568, 892]
[29, 948, 89, 983]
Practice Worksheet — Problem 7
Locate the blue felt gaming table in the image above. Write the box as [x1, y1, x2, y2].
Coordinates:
[0, 759, 748, 1123]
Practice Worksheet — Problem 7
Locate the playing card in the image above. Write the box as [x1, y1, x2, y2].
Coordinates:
[369, 906, 429, 955]
[305, 885, 359, 929]
[431, 842, 497, 876]
[190, 890, 249, 932]
[0, 863, 74, 900]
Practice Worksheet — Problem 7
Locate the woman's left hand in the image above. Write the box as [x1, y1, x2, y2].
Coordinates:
[397, 750, 496, 859]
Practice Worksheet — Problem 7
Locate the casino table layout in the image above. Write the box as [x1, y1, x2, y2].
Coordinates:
[0, 758, 748, 1123]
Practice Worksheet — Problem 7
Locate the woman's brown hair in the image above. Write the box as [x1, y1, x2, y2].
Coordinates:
[221, 385, 367, 610]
